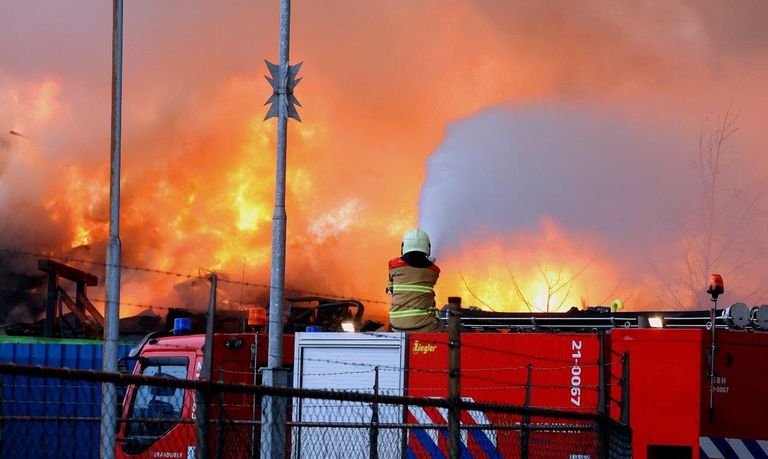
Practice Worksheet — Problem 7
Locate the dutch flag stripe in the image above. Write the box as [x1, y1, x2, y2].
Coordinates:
[464, 404, 498, 446]
[436, 407, 469, 448]
[700, 437, 726, 458]
[409, 406, 440, 449]
[711, 438, 738, 458]
[407, 398, 501, 458]
[744, 440, 768, 459]
[411, 427, 446, 459]
[727, 439, 756, 459]
[463, 406, 501, 458]
[427, 407, 472, 458]
[468, 429, 503, 459]
[701, 437, 768, 459]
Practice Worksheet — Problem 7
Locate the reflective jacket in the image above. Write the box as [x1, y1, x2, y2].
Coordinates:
[387, 257, 441, 332]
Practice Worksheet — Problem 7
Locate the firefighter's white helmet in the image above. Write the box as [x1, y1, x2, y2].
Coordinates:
[402, 229, 431, 256]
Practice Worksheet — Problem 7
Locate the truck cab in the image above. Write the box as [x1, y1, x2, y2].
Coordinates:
[115, 296, 362, 458]
[116, 333, 294, 459]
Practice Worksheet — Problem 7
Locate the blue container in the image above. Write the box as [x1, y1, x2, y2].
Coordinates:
[305, 325, 322, 332]
[0, 337, 133, 459]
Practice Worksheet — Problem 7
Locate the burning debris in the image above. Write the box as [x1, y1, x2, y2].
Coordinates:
[0, 268, 45, 326]
[0, 2, 767, 319]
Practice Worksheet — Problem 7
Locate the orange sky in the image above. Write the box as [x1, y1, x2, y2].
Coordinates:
[1, 1, 768, 322]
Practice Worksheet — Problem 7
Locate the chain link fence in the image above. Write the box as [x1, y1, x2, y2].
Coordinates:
[0, 375, 106, 458]
[0, 363, 630, 458]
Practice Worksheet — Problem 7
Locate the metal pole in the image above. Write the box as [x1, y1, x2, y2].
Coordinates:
[0, 374, 4, 457]
[709, 297, 718, 419]
[447, 300, 461, 459]
[619, 352, 630, 425]
[202, 274, 217, 381]
[597, 332, 607, 415]
[400, 402, 408, 459]
[251, 335, 259, 458]
[596, 332, 608, 459]
[520, 364, 532, 459]
[216, 370, 225, 459]
[196, 274, 217, 459]
[262, 1, 291, 457]
[370, 366, 380, 458]
[100, 0, 123, 457]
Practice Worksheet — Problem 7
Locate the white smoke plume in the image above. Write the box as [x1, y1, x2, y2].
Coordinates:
[418, 101, 768, 308]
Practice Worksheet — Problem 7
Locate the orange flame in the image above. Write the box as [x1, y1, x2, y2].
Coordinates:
[435, 221, 633, 312]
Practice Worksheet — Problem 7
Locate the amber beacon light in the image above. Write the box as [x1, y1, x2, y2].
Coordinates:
[707, 274, 724, 300]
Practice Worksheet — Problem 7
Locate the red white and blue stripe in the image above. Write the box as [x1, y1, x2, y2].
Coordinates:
[407, 398, 500, 458]
[700, 437, 768, 459]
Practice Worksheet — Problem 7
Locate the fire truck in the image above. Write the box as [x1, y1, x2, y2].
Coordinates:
[116, 297, 768, 459]
[115, 297, 364, 459]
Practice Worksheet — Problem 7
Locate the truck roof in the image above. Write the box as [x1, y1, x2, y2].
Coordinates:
[142, 334, 205, 352]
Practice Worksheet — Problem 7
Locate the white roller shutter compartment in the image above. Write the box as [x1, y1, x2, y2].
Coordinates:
[292, 333, 406, 459]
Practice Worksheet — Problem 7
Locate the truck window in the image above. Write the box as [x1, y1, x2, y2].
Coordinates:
[647, 445, 692, 459]
[121, 358, 188, 455]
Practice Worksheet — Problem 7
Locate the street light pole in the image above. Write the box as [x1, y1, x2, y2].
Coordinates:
[100, 1, 123, 458]
[261, 0, 302, 457]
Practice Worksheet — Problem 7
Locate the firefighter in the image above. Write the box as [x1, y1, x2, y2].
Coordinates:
[386, 229, 442, 332]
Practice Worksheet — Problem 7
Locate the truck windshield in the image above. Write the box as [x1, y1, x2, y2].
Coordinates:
[121, 357, 188, 455]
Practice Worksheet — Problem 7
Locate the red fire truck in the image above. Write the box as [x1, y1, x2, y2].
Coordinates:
[115, 297, 362, 458]
[117, 300, 768, 459]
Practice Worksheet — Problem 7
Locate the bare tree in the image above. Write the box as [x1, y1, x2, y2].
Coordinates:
[460, 248, 633, 313]
[458, 252, 591, 313]
[510, 257, 591, 312]
[655, 102, 768, 308]
[580, 278, 632, 310]
[458, 271, 497, 312]
[457, 250, 592, 313]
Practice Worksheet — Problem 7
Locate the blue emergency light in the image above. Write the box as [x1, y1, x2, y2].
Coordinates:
[173, 318, 192, 335]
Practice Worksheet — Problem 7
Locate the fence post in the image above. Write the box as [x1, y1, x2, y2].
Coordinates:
[0, 375, 4, 457]
[195, 385, 210, 459]
[400, 401, 408, 459]
[619, 352, 630, 425]
[447, 299, 461, 459]
[598, 332, 607, 415]
[520, 364, 532, 459]
[196, 274, 217, 459]
[596, 332, 608, 459]
[216, 370, 225, 459]
[370, 366, 380, 459]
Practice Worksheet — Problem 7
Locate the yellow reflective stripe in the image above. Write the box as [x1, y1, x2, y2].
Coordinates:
[391, 284, 434, 293]
[392, 288, 433, 294]
[390, 309, 435, 318]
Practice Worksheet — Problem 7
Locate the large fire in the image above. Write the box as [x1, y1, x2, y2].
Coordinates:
[2, 2, 768, 327]
[435, 221, 633, 313]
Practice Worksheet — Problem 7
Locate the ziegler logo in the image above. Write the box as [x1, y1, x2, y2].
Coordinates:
[412, 340, 437, 355]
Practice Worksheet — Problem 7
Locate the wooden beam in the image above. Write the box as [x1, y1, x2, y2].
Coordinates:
[59, 288, 89, 324]
[44, 273, 59, 338]
[38, 259, 98, 286]
[77, 292, 105, 328]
